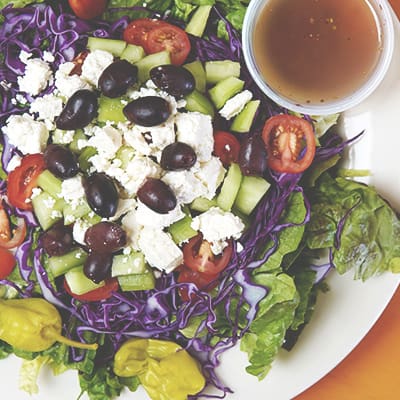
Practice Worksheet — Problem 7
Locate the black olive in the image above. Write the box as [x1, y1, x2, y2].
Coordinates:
[160, 142, 197, 171]
[83, 173, 119, 218]
[123, 96, 170, 127]
[84, 221, 127, 254]
[150, 64, 195, 98]
[238, 135, 268, 176]
[43, 144, 79, 179]
[137, 178, 177, 214]
[83, 252, 113, 284]
[98, 60, 138, 98]
[56, 89, 98, 130]
[41, 224, 73, 257]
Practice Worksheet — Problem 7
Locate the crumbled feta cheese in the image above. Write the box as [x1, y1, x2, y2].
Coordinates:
[6, 154, 22, 172]
[87, 125, 122, 159]
[135, 201, 185, 229]
[19, 51, 32, 64]
[191, 207, 245, 254]
[51, 129, 75, 145]
[43, 51, 55, 63]
[121, 209, 144, 251]
[175, 112, 214, 162]
[43, 196, 56, 209]
[138, 227, 183, 273]
[30, 94, 63, 128]
[51, 210, 63, 220]
[18, 56, 53, 96]
[30, 187, 42, 199]
[81, 49, 114, 86]
[195, 157, 226, 199]
[3, 114, 49, 154]
[55, 62, 92, 98]
[219, 90, 253, 120]
[162, 169, 207, 204]
[72, 218, 93, 245]
[115, 156, 162, 196]
[121, 120, 176, 160]
[59, 175, 85, 206]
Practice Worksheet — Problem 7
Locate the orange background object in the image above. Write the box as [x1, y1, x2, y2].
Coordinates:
[295, 3, 400, 399]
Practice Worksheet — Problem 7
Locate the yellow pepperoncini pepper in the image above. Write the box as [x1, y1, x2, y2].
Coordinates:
[0, 298, 98, 352]
[113, 338, 205, 400]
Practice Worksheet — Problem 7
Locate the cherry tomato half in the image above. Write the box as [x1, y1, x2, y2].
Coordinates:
[262, 114, 316, 174]
[64, 278, 119, 302]
[183, 234, 233, 276]
[177, 266, 219, 302]
[0, 207, 27, 249]
[0, 248, 16, 279]
[68, 0, 107, 20]
[123, 18, 168, 48]
[144, 24, 191, 65]
[213, 131, 241, 167]
[7, 154, 45, 211]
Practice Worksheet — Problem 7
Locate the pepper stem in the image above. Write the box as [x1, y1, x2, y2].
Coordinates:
[43, 327, 98, 351]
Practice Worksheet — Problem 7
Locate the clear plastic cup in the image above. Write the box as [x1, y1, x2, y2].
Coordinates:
[242, 0, 395, 115]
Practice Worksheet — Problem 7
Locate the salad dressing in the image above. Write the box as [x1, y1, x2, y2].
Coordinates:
[253, 0, 381, 105]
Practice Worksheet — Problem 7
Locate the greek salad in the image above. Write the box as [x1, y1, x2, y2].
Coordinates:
[0, 1, 399, 400]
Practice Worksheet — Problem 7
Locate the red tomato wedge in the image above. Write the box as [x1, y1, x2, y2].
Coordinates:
[262, 114, 316, 174]
[64, 278, 119, 302]
[0, 207, 26, 249]
[144, 24, 191, 65]
[68, 0, 107, 20]
[0, 248, 16, 279]
[213, 130, 241, 166]
[183, 234, 233, 276]
[7, 154, 45, 211]
[123, 18, 169, 48]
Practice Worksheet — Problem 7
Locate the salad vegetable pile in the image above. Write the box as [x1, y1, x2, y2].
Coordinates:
[0, 1, 399, 399]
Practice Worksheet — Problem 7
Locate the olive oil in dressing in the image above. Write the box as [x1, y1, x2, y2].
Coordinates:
[253, 0, 381, 105]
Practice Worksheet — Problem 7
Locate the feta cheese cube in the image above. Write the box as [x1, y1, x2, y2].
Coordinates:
[138, 227, 183, 273]
[55, 62, 92, 99]
[3, 114, 49, 155]
[59, 175, 85, 207]
[18, 54, 53, 96]
[135, 201, 185, 229]
[195, 157, 226, 199]
[191, 207, 245, 254]
[219, 90, 253, 120]
[175, 111, 214, 162]
[30, 94, 63, 128]
[72, 218, 94, 245]
[121, 209, 143, 251]
[6, 154, 22, 173]
[81, 49, 114, 86]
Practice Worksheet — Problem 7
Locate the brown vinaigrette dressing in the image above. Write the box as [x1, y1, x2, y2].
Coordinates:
[253, 0, 381, 105]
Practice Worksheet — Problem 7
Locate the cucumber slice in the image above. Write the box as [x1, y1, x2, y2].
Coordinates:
[118, 268, 155, 291]
[120, 44, 145, 64]
[32, 192, 64, 230]
[185, 5, 212, 37]
[216, 163, 243, 211]
[185, 89, 215, 117]
[87, 37, 127, 56]
[234, 176, 271, 215]
[231, 100, 260, 133]
[168, 215, 197, 244]
[115, 145, 135, 169]
[65, 265, 105, 295]
[36, 170, 62, 197]
[183, 61, 206, 93]
[135, 51, 171, 82]
[111, 252, 147, 277]
[98, 96, 127, 123]
[63, 200, 92, 224]
[205, 61, 241, 85]
[190, 196, 218, 212]
[78, 146, 97, 173]
[47, 248, 88, 278]
[68, 130, 87, 154]
[208, 77, 244, 110]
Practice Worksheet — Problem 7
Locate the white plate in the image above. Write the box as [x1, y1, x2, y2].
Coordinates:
[2, 7, 400, 400]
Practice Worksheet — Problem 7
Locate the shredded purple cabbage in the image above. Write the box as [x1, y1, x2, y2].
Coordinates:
[0, 3, 362, 399]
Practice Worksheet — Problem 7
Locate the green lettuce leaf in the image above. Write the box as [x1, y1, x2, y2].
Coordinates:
[240, 272, 299, 379]
[307, 174, 400, 280]
[19, 356, 50, 395]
